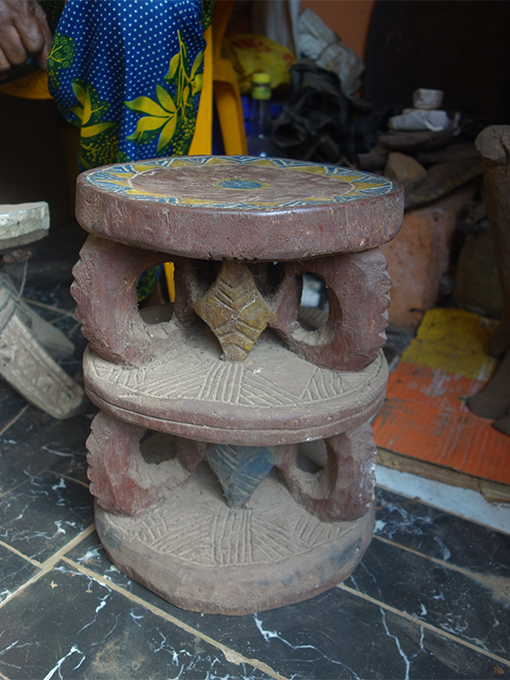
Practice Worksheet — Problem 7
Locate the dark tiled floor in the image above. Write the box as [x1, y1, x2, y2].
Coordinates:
[0, 223, 509, 680]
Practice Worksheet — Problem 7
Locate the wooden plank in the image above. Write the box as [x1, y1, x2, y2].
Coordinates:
[376, 447, 510, 504]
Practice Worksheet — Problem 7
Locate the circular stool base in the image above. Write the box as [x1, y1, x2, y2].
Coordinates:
[95, 464, 374, 615]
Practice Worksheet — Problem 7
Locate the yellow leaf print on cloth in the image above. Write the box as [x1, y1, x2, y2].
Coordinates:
[69, 81, 119, 169]
[126, 31, 204, 156]
[126, 85, 178, 154]
[47, 33, 76, 91]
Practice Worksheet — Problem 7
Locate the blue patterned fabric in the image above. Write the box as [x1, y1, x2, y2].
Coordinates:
[46, 0, 213, 302]
[48, 0, 212, 170]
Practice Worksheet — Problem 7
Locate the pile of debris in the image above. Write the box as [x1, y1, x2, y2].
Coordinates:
[357, 89, 483, 210]
[273, 74, 483, 211]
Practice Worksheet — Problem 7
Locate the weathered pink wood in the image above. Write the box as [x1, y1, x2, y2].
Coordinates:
[73, 243, 392, 373]
[95, 467, 375, 615]
[72, 235, 182, 365]
[271, 249, 391, 371]
[73, 156, 403, 614]
[275, 423, 376, 522]
[172, 256, 209, 326]
[87, 410, 204, 515]
[83, 340, 388, 447]
[86, 414, 377, 524]
[76, 158, 404, 262]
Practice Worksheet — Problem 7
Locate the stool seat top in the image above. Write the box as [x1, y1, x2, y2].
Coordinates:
[77, 156, 404, 261]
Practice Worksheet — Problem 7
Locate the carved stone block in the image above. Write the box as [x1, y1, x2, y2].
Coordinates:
[0, 202, 49, 254]
[0, 202, 86, 420]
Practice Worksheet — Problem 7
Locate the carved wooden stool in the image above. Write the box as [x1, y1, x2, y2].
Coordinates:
[72, 156, 403, 614]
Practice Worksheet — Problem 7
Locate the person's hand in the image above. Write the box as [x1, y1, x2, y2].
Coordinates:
[0, 0, 52, 78]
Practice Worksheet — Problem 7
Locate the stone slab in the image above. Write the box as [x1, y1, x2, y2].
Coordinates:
[381, 184, 476, 330]
[384, 152, 427, 188]
[0, 274, 86, 420]
[0, 202, 49, 254]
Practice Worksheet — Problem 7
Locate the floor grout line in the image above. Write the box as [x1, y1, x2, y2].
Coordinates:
[0, 524, 96, 611]
[372, 533, 469, 571]
[0, 460, 506, 678]
[0, 404, 29, 438]
[0, 539, 42, 568]
[46, 469, 90, 490]
[39, 524, 97, 570]
[62, 556, 290, 680]
[373, 533, 510, 592]
[0, 476, 32, 501]
[0, 467, 89, 502]
[337, 582, 510, 668]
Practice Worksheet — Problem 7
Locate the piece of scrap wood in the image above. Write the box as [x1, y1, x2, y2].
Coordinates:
[377, 447, 510, 504]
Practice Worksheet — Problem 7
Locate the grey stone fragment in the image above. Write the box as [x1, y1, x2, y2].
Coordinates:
[0, 202, 50, 254]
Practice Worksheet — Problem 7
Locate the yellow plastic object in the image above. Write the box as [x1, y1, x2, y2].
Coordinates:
[189, 2, 247, 156]
[213, 62, 248, 155]
[401, 308, 500, 382]
[212, 0, 248, 156]
[222, 33, 296, 95]
[164, 262, 176, 303]
[188, 25, 213, 155]
[0, 69, 52, 99]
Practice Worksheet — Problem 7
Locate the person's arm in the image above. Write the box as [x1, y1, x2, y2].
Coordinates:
[0, 0, 52, 78]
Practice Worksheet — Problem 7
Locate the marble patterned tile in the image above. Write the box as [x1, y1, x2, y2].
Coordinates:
[0, 380, 28, 433]
[0, 564, 272, 680]
[0, 406, 93, 494]
[0, 544, 39, 605]
[375, 487, 510, 577]
[347, 536, 510, 661]
[39, 411, 95, 487]
[0, 408, 57, 495]
[242, 591, 510, 680]
[0, 471, 93, 562]
[65, 532, 509, 680]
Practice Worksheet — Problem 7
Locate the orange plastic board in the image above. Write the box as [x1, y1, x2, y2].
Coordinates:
[373, 362, 510, 485]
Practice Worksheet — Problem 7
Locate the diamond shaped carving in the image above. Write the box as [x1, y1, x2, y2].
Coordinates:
[206, 444, 275, 507]
[195, 261, 274, 361]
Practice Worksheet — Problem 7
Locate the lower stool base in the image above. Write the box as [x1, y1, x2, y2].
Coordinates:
[95, 463, 374, 615]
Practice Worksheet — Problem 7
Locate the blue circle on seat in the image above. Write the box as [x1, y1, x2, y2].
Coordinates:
[217, 178, 265, 190]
